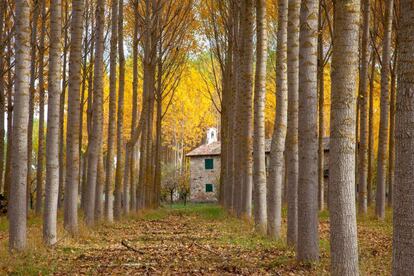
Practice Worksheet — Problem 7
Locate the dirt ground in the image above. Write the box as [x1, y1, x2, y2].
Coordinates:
[0, 204, 392, 275]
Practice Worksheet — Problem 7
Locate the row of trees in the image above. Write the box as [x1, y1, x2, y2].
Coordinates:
[208, 0, 411, 274]
[3, 0, 194, 251]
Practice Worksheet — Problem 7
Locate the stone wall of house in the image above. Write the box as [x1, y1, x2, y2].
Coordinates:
[189, 155, 220, 202]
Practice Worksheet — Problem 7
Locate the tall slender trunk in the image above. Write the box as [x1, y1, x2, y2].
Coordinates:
[154, 54, 162, 209]
[253, 0, 268, 234]
[297, 0, 319, 262]
[27, 0, 40, 210]
[231, 3, 240, 214]
[375, 0, 393, 220]
[392, 2, 414, 273]
[130, 0, 139, 212]
[0, 0, 5, 195]
[81, 11, 95, 211]
[358, 0, 370, 215]
[36, 0, 46, 215]
[58, 0, 69, 209]
[388, 54, 396, 207]
[329, 0, 360, 274]
[317, 2, 324, 211]
[286, 0, 300, 247]
[106, 0, 118, 222]
[43, 0, 62, 245]
[85, 0, 105, 226]
[367, 51, 376, 206]
[267, 0, 287, 238]
[115, 0, 125, 218]
[238, 0, 254, 218]
[64, 0, 84, 234]
[9, 0, 31, 251]
[224, 6, 234, 210]
[4, 34, 12, 198]
[79, 0, 90, 183]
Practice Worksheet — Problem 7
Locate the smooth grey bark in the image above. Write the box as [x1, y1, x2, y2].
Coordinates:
[358, 0, 370, 215]
[85, 0, 105, 227]
[64, 0, 84, 234]
[105, 0, 118, 222]
[329, 0, 360, 274]
[43, 0, 62, 246]
[267, 0, 288, 239]
[297, 0, 319, 262]
[9, 0, 31, 251]
[286, 0, 300, 247]
[253, 0, 268, 234]
[375, 0, 393, 220]
[392, 3, 414, 274]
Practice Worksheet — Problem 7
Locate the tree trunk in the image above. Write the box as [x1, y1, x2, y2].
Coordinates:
[392, 3, 414, 274]
[43, 0, 62, 245]
[297, 0, 319, 262]
[286, 0, 300, 247]
[106, 0, 118, 222]
[388, 60, 396, 207]
[123, 145, 130, 214]
[329, 0, 360, 274]
[238, 0, 254, 218]
[317, 2, 324, 211]
[4, 35, 12, 198]
[64, 0, 84, 235]
[267, 0, 287, 239]
[375, 0, 393, 220]
[357, 0, 370, 215]
[231, 3, 241, 214]
[27, 0, 40, 211]
[9, 0, 31, 251]
[253, 0, 268, 234]
[114, 0, 125, 218]
[0, 0, 5, 195]
[58, 0, 69, 209]
[85, 0, 105, 226]
[130, 0, 139, 212]
[36, 0, 46, 215]
[95, 152, 104, 221]
[367, 51, 376, 206]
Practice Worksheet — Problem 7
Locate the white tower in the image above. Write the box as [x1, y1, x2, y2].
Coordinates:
[206, 127, 218, 144]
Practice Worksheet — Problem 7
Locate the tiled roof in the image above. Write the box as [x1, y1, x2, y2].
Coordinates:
[186, 137, 330, 157]
[186, 141, 221, 157]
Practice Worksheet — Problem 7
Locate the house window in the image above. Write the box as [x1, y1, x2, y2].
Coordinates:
[205, 158, 214, 170]
[205, 184, 214, 192]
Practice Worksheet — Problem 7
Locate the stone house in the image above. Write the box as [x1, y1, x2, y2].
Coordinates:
[186, 130, 330, 202]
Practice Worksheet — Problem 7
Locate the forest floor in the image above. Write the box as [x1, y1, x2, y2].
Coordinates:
[0, 203, 392, 275]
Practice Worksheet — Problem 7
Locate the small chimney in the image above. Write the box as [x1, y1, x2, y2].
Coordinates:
[206, 128, 218, 144]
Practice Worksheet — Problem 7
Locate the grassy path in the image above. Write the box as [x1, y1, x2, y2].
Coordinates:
[0, 204, 392, 275]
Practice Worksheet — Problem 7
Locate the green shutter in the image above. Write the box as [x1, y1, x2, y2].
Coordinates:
[205, 158, 214, 170]
[205, 184, 213, 192]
